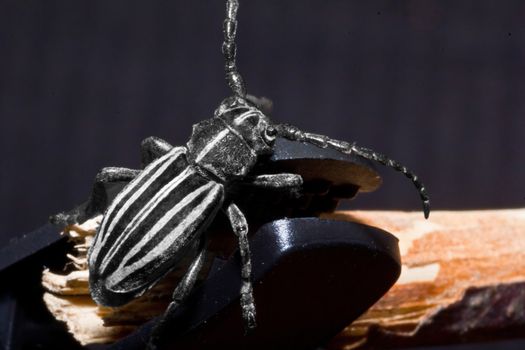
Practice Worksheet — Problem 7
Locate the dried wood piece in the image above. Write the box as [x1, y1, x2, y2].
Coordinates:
[42, 269, 90, 295]
[42, 216, 176, 345]
[43, 293, 136, 345]
[324, 209, 525, 349]
[42, 209, 525, 346]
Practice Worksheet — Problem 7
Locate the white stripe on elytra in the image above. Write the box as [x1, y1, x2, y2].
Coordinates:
[194, 128, 230, 163]
[97, 148, 182, 238]
[99, 166, 194, 272]
[93, 148, 185, 257]
[102, 149, 184, 240]
[92, 155, 170, 259]
[107, 182, 219, 288]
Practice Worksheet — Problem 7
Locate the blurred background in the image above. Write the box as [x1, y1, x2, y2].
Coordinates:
[0, 0, 524, 246]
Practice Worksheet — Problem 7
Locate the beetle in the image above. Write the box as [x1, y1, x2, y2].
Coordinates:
[51, 0, 429, 346]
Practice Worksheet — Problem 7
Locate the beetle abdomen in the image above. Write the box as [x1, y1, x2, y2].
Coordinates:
[88, 147, 224, 306]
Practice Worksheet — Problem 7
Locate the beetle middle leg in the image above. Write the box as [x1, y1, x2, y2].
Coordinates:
[51, 137, 174, 227]
[50, 167, 141, 226]
[226, 202, 257, 331]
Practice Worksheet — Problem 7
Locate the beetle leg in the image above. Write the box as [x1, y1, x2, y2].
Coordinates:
[148, 239, 207, 350]
[50, 167, 140, 226]
[247, 173, 302, 188]
[169, 242, 207, 311]
[244, 173, 303, 197]
[141, 136, 173, 167]
[226, 203, 257, 331]
[274, 123, 430, 218]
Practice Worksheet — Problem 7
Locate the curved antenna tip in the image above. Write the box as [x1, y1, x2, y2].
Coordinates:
[423, 200, 430, 219]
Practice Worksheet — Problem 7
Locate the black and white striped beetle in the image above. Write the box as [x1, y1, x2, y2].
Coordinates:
[51, 0, 430, 344]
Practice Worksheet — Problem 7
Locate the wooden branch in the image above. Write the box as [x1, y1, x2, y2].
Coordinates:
[41, 209, 525, 347]
[324, 209, 525, 349]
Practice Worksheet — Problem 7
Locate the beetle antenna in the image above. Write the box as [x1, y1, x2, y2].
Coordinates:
[274, 123, 430, 218]
[223, 0, 247, 98]
[351, 145, 430, 219]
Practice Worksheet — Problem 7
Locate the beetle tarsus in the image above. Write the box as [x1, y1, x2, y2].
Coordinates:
[49, 204, 87, 227]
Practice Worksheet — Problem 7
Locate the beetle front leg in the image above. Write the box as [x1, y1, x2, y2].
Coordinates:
[226, 202, 257, 331]
[50, 167, 140, 226]
[274, 123, 430, 218]
[141, 136, 173, 167]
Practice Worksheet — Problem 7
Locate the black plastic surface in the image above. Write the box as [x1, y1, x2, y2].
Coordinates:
[0, 136, 381, 275]
[0, 139, 389, 350]
[236, 137, 382, 219]
[109, 218, 401, 350]
[0, 238, 83, 350]
[269, 138, 381, 193]
[0, 224, 64, 273]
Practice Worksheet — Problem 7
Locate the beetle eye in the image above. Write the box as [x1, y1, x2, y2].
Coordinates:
[263, 125, 277, 143]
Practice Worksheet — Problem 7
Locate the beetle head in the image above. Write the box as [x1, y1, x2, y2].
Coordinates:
[215, 96, 277, 155]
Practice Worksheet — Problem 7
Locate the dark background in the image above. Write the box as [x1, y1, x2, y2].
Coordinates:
[0, 0, 524, 246]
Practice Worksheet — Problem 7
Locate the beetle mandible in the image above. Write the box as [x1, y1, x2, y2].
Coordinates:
[51, 0, 430, 344]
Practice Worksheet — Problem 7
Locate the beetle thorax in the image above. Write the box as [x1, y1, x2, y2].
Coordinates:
[186, 99, 276, 182]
